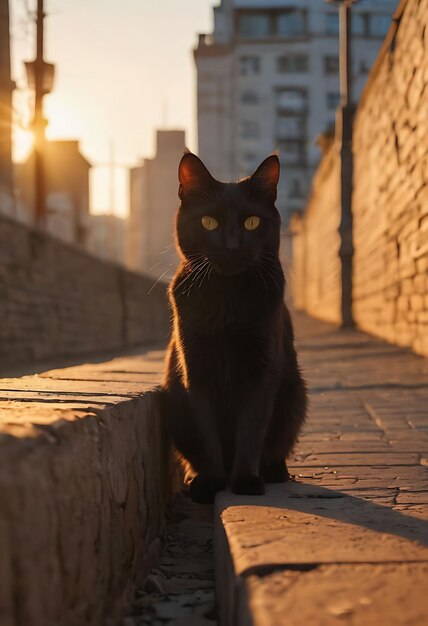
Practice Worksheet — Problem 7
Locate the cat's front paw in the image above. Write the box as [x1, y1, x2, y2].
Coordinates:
[261, 459, 290, 483]
[189, 474, 226, 504]
[231, 474, 265, 496]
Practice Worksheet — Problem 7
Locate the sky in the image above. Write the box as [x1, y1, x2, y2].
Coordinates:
[10, 0, 215, 216]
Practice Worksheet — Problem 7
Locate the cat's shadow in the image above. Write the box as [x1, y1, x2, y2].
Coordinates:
[216, 480, 428, 553]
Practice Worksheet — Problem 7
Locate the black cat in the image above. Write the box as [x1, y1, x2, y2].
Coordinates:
[161, 152, 307, 503]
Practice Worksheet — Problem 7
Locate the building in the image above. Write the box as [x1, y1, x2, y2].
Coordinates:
[194, 0, 396, 223]
[0, 0, 14, 215]
[15, 140, 91, 246]
[87, 213, 126, 265]
[127, 129, 185, 278]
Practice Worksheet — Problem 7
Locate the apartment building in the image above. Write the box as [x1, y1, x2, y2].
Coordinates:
[194, 0, 396, 222]
[127, 130, 185, 278]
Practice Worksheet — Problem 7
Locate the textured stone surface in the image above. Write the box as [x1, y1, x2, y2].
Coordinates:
[291, 0, 428, 356]
[119, 492, 217, 626]
[0, 349, 174, 626]
[215, 312, 428, 626]
[246, 564, 428, 626]
[289, 147, 341, 324]
[352, 0, 428, 357]
[0, 214, 169, 372]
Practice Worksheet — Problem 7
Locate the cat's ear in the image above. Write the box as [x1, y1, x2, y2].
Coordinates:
[178, 152, 214, 199]
[249, 155, 280, 201]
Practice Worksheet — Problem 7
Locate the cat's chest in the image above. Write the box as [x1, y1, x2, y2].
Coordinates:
[176, 282, 263, 332]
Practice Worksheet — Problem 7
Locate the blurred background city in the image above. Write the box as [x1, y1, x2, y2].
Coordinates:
[1, 0, 427, 356]
[2, 0, 394, 273]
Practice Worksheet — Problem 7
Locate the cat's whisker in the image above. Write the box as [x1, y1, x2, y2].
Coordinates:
[179, 259, 210, 297]
[250, 263, 268, 299]
[147, 264, 174, 295]
[198, 261, 213, 290]
[148, 258, 174, 272]
[185, 263, 209, 298]
[159, 243, 176, 255]
[178, 260, 207, 295]
[257, 260, 283, 293]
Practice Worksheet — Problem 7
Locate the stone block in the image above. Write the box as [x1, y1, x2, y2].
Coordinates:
[413, 273, 426, 293]
[0, 351, 174, 626]
[410, 294, 424, 311]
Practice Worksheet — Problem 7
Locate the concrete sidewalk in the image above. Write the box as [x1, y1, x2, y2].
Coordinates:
[216, 312, 428, 626]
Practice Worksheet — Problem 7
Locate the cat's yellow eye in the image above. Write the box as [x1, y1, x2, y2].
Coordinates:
[244, 216, 261, 231]
[201, 216, 219, 231]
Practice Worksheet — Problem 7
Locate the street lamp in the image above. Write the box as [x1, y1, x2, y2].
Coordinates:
[325, 0, 358, 328]
[24, 61, 55, 95]
[24, 0, 55, 227]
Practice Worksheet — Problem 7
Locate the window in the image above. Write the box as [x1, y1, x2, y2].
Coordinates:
[238, 13, 270, 38]
[327, 92, 340, 110]
[326, 13, 339, 36]
[324, 56, 339, 75]
[277, 10, 307, 36]
[278, 141, 306, 165]
[241, 91, 259, 105]
[276, 88, 307, 112]
[237, 8, 308, 39]
[359, 59, 370, 74]
[276, 115, 305, 140]
[352, 13, 368, 36]
[239, 56, 260, 76]
[242, 151, 257, 163]
[288, 178, 305, 199]
[370, 14, 390, 37]
[241, 120, 259, 140]
[277, 54, 308, 73]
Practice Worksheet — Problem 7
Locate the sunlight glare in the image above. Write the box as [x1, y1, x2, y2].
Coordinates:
[13, 128, 34, 163]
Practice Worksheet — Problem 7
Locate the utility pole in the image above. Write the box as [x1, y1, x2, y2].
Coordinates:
[0, 0, 14, 212]
[326, 0, 357, 328]
[33, 0, 47, 226]
[338, 0, 356, 328]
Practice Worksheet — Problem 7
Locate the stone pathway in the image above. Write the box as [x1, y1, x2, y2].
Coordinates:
[216, 312, 428, 625]
[119, 312, 428, 625]
[120, 492, 217, 626]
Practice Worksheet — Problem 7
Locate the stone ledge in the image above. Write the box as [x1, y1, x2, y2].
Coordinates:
[0, 348, 173, 626]
[214, 313, 428, 626]
[215, 483, 428, 626]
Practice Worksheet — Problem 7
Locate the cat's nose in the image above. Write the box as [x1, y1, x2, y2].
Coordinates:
[225, 236, 240, 251]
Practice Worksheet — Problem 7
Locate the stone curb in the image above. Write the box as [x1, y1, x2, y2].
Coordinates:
[213, 312, 428, 626]
[0, 350, 174, 626]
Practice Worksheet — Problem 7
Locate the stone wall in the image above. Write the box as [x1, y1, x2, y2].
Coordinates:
[291, 0, 428, 356]
[290, 147, 342, 325]
[352, 0, 428, 356]
[0, 214, 170, 372]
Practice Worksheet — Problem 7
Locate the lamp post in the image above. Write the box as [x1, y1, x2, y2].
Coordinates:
[25, 0, 55, 227]
[326, 0, 357, 328]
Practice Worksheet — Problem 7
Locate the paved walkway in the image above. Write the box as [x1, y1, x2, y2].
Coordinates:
[217, 312, 428, 626]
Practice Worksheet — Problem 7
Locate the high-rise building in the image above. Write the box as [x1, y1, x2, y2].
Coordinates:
[0, 0, 14, 215]
[194, 0, 396, 222]
[127, 129, 185, 278]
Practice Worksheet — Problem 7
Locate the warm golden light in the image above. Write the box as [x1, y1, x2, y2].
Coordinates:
[13, 128, 34, 162]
